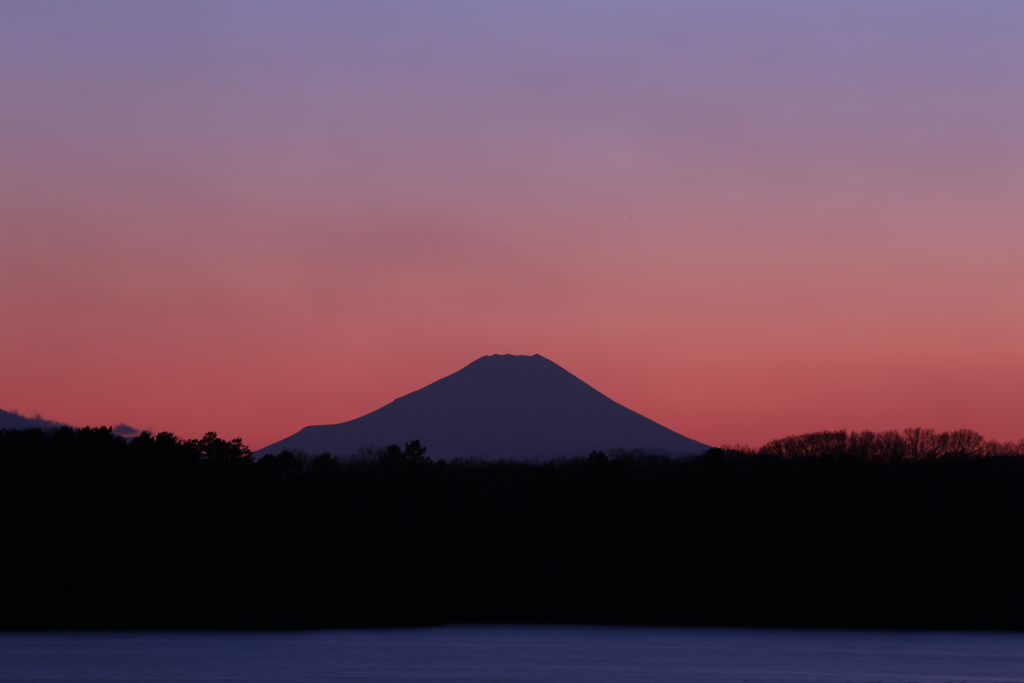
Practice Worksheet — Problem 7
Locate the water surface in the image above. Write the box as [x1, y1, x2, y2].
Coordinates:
[2, 626, 1023, 682]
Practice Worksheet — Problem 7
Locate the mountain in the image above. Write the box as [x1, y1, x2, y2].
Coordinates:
[257, 354, 707, 460]
[0, 409, 63, 431]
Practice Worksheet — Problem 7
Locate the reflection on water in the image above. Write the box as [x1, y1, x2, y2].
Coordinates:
[2, 626, 1024, 683]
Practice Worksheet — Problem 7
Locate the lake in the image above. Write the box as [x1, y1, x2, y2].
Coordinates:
[2, 626, 1023, 682]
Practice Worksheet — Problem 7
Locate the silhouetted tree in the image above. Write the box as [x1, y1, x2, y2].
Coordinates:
[4, 425, 1024, 631]
[378, 439, 431, 467]
[186, 431, 251, 460]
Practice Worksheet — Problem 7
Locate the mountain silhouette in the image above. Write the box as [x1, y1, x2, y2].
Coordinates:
[0, 409, 63, 431]
[257, 354, 707, 459]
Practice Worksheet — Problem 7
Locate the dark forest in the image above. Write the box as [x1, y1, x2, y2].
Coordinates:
[3, 426, 1024, 631]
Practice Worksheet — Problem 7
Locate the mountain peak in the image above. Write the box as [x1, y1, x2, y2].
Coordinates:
[257, 356, 706, 459]
[472, 353, 548, 362]
[461, 353, 559, 373]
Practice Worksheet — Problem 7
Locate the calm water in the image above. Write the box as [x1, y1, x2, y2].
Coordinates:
[2, 626, 1023, 683]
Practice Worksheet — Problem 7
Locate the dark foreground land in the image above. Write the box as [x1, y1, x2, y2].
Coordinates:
[3, 427, 1024, 631]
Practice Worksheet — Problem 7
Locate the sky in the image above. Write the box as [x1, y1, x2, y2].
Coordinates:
[2, 1, 1023, 450]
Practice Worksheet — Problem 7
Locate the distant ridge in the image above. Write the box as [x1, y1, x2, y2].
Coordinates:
[0, 409, 63, 431]
[257, 354, 707, 459]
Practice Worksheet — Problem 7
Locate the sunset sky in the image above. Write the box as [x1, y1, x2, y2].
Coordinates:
[2, 1, 1022, 450]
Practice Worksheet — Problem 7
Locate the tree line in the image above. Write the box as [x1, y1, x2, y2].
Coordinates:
[734, 427, 1024, 460]
[3, 425, 1024, 630]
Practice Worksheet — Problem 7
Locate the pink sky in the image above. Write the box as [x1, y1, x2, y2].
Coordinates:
[2, 2, 1023, 449]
